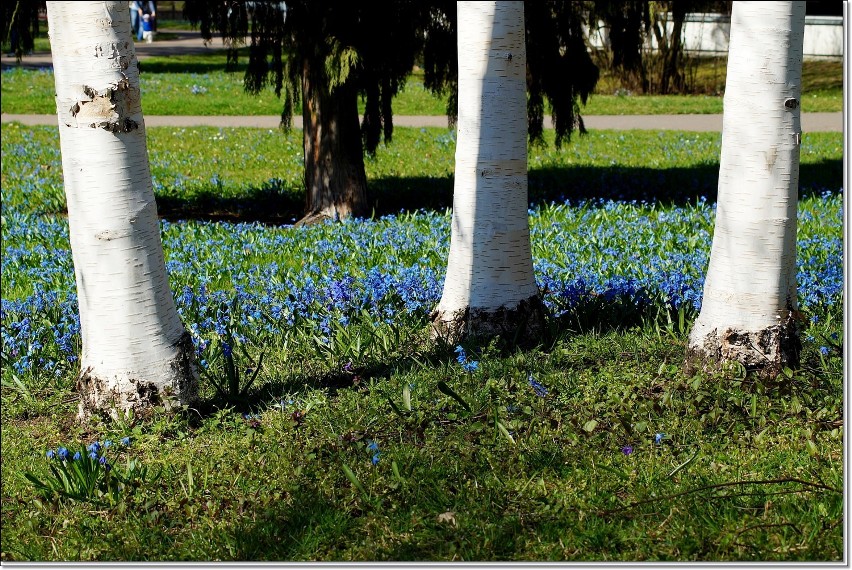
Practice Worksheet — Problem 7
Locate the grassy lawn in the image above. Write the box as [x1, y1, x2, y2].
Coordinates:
[1, 50, 842, 115]
[0, 124, 843, 561]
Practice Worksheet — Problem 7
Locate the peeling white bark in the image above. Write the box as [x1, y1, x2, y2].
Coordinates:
[47, 1, 198, 419]
[687, 1, 805, 378]
[431, 1, 543, 343]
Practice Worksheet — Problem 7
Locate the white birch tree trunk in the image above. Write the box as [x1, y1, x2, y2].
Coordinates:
[431, 0, 544, 343]
[686, 1, 806, 378]
[47, 1, 198, 420]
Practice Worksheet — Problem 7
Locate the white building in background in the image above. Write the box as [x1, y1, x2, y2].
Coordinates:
[588, 14, 843, 60]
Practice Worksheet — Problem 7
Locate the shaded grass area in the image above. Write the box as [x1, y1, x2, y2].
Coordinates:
[0, 124, 841, 225]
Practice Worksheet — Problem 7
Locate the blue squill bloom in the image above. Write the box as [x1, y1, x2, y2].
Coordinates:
[529, 375, 548, 397]
[654, 433, 666, 445]
[454, 345, 467, 364]
[73, 451, 82, 461]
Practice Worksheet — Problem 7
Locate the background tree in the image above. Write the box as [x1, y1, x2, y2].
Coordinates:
[1, 0, 43, 62]
[686, 0, 806, 378]
[589, 0, 732, 95]
[185, 0, 432, 224]
[431, 0, 544, 344]
[184, 0, 600, 222]
[46, 1, 198, 420]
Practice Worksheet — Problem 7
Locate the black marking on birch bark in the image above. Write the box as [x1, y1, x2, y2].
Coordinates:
[784, 98, 799, 110]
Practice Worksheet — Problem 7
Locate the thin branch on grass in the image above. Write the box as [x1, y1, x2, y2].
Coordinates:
[735, 522, 801, 539]
[598, 477, 841, 516]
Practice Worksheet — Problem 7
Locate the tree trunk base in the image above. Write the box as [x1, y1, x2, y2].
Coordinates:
[684, 314, 801, 379]
[429, 295, 546, 346]
[76, 332, 199, 422]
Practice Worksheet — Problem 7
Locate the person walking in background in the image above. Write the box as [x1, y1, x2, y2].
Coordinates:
[141, 13, 154, 43]
[135, 1, 156, 42]
[129, 1, 140, 38]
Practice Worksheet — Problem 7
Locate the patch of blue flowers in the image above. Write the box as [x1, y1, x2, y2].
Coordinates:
[1, 126, 843, 379]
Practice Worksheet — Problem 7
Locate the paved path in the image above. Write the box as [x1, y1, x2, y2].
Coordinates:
[2, 112, 843, 132]
[1, 29, 843, 132]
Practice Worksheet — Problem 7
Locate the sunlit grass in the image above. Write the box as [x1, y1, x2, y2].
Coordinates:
[0, 55, 842, 115]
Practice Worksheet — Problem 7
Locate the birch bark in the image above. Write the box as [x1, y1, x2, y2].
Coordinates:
[431, 1, 544, 344]
[47, 1, 198, 419]
[686, 1, 806, 378]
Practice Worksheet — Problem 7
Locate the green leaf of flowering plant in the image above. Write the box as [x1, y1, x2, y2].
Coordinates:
[437, 380, 471, 413]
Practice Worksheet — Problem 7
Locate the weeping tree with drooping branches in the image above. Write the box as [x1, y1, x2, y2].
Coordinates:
[182, 0, 601, 224]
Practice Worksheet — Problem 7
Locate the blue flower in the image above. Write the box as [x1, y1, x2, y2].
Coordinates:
[621, 445, 634, 455]
[654, 433, 666, 445]
[45, 449, 55, 459]
[371, 453, 380, 466]
[454, 345, 467, 364]
[73, 451, 82, 461]
[89, 451, 99, 460]
[103, 440, 112, 448]
[87, 442, 101, 454]
[120, 437, 131, 446]
[57, 447, 69, 461]
[99, 456, 108, 466]
[529, 375, 548, 397]
[463, 360, 479, 373]
[820, 346, 830, 356]
[367, 440, 379, 453]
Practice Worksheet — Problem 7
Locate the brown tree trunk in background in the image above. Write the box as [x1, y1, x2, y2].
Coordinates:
[298, 58, 370, 226]
[661, 2, 687, 94]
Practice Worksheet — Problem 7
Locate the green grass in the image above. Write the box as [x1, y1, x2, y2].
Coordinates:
[1, 52, 842, 115]
[2, 330, 843, 561]
[0, 125, 843, 561]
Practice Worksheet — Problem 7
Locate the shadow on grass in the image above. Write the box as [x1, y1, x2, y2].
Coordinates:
[227, 483, 357, 560]
[186, 294, 684, 420]
[221, 443, 576, 560]
[138, 58, 246, 75]
[154, 158, 843, 226]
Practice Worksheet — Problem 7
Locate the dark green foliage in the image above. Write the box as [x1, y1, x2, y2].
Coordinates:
[183, 0, 603, 150]
[525, 1, 600, 147]
[185, 0, 431, 154]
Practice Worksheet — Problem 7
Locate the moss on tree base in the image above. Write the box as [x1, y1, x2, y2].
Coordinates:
[685, 313, 801, 379]
[429, 295, 546, 346]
